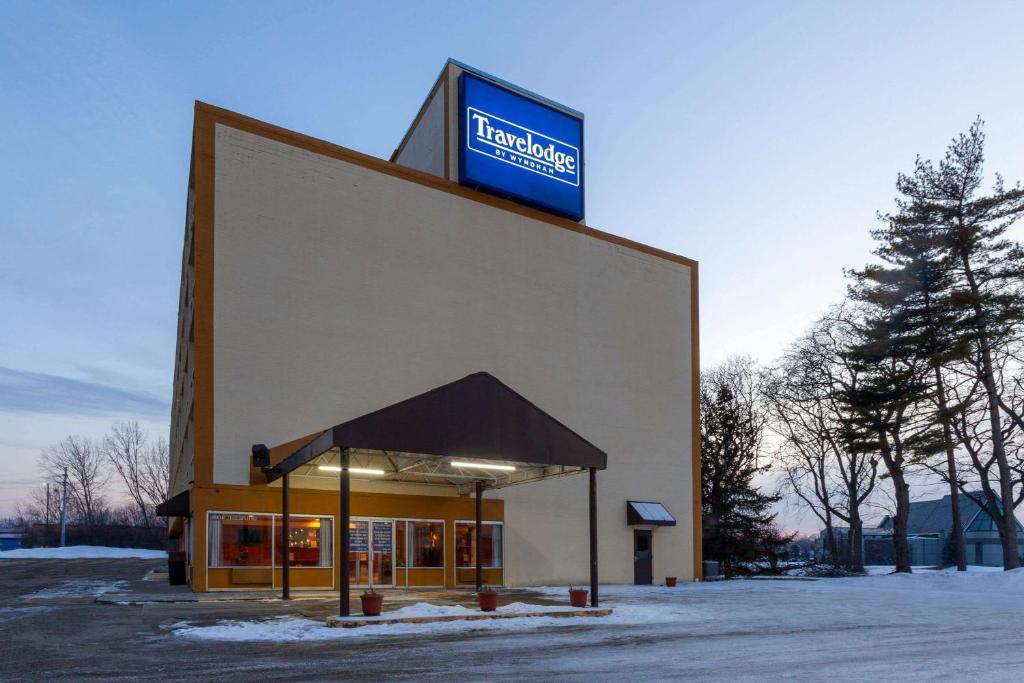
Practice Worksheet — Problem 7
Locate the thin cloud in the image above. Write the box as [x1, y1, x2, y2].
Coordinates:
[0, 366, 168, 419]
[0, 477, 43, 489]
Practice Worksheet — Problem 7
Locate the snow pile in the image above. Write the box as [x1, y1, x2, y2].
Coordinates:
[174, 598, 698, 642]
[865, 565, 1004, 576]
[24, 580, 127, 599]
[863, 566, 1024, 594]
[358, 601, 579, 619]
[0, 546, 167, 560]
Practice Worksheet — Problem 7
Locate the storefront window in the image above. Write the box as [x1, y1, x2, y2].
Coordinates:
[208, 513, 333, 568]
[208, 513, 273, 567]
[274, 517, 333, 567]
[396, 521, 444, 568]
[455, 522, 502, 568]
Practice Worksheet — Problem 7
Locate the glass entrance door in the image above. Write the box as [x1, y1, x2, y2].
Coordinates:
[348, 520, 369, 585]
[348, 519, 394, 587]
[371, 521, 394, 586]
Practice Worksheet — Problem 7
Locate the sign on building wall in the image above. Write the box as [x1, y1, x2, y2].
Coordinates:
[459, 72, 584, 221]
[350, 520, 368, 552]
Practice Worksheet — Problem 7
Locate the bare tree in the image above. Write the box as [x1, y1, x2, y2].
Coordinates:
[103, 422, 153, 527]
[39, 436, 109, 540]
[140, 436, 170, 527]
[946, 353, 1024, 566]
[767, 311, 878, 572]
[15, 483, 62, 536]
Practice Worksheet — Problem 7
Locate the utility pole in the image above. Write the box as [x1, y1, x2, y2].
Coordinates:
[59, 467, 68, 548]
[45, 483, 51, 547]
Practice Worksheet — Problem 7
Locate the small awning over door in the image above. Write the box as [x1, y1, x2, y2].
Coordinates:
[155, 490, 190, 517]
[627, 500, 676, 526]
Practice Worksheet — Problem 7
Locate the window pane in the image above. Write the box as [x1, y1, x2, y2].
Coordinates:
[396, 522, 407, 568]
[455, 523, 502, 568]
[209, 513, 273, 567]
[488, 523, 502, 568]
[274, 517, 332, 567]
[411, 521, 444, 567]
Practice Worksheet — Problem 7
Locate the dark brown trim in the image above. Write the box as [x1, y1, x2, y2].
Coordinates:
[589, 467, 598, 606]
[690, 262, 703, 579]
[193, 101, 698, 271]
[192, 103, 216, 488]
[475, 480, 483, 592]
[339, 449, 350, 616]
[281, 473, 290, 600]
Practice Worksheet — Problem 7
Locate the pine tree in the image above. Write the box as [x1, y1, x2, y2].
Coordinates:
[701, 357, 791, 577]
[882, 119, 1024, 568]
[848, 213, 971, 571]
[840, 309, 939, 573]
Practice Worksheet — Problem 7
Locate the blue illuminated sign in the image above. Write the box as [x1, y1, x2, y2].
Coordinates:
[459, 72, 584, 221]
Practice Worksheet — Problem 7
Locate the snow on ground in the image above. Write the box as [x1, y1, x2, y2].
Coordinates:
[0, 546, 167, 560]
[173, 568, 1024, 645]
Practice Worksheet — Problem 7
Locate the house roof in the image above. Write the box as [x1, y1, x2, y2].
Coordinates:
[878, 493, 1021, 534]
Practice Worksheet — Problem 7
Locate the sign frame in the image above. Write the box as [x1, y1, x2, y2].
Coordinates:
[458, 71, 585, 221]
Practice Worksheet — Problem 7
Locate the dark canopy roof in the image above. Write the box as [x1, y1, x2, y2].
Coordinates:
[627, 500, 676, 526]
[155, 489, 190, 517]
[267, 372, 607, 483]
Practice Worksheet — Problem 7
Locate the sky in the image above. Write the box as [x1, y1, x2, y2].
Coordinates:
[1, 1, 1023, 528]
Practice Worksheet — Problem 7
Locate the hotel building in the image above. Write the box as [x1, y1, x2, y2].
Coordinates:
[159, 61, 701, 596]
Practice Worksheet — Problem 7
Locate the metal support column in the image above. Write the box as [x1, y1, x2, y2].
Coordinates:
[339, 448, 351, 617]
[475, 480, 484, 592]
[589, 467, 599, 607]
[282, 472, 290, 600]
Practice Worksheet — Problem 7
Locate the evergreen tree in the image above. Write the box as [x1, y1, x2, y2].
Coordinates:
[840, 311, 938, 574]
[879, 119, 1024, 568]
[701, 357, 791, 577]
[848, 203, 971, 571]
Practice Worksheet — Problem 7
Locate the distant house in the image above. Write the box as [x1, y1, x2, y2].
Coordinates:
[878, 493, 1024, 567]
[0, 527, 25, 552]
[816, 526, 894, 566]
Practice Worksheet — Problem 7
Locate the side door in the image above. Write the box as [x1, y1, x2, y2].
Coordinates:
[634, 529, 653, 585]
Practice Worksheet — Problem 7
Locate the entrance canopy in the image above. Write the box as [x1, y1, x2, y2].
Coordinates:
[260, 372, 605, 614]
[264, 372, 607, 491]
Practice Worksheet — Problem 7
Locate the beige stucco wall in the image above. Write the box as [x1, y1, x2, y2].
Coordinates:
[212, 123, 696, 583]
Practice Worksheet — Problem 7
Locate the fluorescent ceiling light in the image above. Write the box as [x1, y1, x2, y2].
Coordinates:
[317, 465, 385, 475]
[450, 461, 516, 472]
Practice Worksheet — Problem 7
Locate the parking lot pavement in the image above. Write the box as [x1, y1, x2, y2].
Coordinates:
[0, 558, 569, 681]
[6, 558, 1024, 682]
